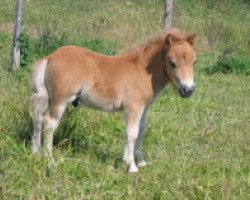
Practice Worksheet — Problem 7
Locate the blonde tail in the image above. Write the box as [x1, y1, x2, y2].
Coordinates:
[29, 59, 49, 154]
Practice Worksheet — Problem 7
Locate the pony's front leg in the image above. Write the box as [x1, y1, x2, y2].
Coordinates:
[123, 106, 144, 173]
[134, 108, 148, 168]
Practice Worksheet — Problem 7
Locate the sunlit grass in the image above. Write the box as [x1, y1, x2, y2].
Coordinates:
[0, 0, 250, 199]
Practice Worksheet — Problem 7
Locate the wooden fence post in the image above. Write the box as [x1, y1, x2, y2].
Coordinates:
[164, 0, 173, 29]
[11, 0, 23, 71]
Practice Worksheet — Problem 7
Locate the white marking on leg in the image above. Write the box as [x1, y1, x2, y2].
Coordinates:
[43, 114, 59, 160]
[123, 106, 144, 173]
[43, 103, 66, 164]
[124, 126, 138, 166]
[32, 118, 43, 155]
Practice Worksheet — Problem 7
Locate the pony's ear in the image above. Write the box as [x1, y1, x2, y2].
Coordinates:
[165, 33, 180, 45]
[165, 33, 173, 45]
[186, 33, 197, 46]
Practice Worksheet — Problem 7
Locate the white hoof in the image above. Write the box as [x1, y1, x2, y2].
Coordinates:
[128, 163, 138, 173]
[137, 160, 147, 168]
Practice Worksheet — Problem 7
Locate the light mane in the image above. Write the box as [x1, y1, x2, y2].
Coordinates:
[120, 29, 186, 57]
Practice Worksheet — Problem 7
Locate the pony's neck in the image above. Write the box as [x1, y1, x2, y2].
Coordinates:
[140, 43, 170, 95]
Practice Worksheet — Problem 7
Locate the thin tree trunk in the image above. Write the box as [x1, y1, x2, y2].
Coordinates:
[164, 0, 173, 30]
[11, 0, 23, 71]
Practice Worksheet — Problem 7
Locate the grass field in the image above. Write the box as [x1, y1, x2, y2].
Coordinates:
[0, 0, 250, 199]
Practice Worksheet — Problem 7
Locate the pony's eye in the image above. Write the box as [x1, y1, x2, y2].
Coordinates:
[169, 60, 176, 68]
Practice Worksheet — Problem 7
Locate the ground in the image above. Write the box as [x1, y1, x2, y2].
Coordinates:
[0, 0, 249, 199]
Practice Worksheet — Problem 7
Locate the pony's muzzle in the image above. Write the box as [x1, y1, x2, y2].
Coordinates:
[179, 84, 195, 98]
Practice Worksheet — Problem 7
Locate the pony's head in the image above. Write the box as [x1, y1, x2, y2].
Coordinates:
[164, 32, 197, 98]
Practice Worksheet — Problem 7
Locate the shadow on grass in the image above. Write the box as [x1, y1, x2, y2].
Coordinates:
[55, 107, 123, 168]
[11, 108, 123, 168]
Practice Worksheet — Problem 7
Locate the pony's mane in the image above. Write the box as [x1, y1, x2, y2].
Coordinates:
[120, 29, 186, 56]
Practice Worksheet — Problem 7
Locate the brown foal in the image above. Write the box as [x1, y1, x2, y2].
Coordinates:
[29, 30, 197, 172]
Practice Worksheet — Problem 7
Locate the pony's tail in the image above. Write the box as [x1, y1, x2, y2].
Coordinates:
[29, 59, 49, 123]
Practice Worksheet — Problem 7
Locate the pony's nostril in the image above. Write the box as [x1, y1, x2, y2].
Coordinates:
[183, 86, 189, 94]
[188, 85, 195, 93]
[179, 84, 195, 98]
[183, 85, 193, 94]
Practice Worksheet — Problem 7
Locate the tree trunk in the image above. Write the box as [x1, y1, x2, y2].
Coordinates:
[164, 0, 173, 30]
[11, 0, 23, 71]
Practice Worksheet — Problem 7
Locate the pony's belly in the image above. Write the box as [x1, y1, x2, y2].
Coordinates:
[78, 93, 122, 111]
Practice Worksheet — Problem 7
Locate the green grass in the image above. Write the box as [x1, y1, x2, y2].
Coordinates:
[203, 52, 250, 75]
[1, 0, 250, 199]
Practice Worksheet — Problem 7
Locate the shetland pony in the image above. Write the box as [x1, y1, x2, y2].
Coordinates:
[29, 30, 197, 173]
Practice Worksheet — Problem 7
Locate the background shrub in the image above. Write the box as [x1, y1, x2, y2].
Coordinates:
[20, 30, 118, 67]
[204, 51, 250, 75]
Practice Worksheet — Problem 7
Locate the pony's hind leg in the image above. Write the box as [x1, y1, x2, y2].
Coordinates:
[29, 92, 49, 156]
[43, 101, 66, 163]
[32, 118, 43, 155]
